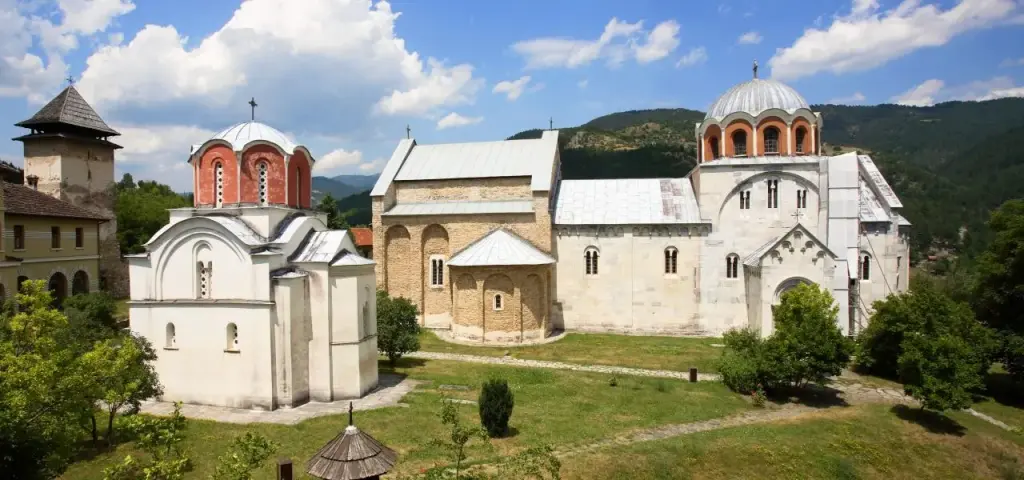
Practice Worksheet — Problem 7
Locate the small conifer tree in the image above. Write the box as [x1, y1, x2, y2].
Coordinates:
[479, 378, 514, 438]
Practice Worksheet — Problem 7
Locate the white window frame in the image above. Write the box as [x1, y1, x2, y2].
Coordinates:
[585, 247, 600, 276]
[664, 247, 678, 275]
[764, 127, 780, 155]
[726, 254, 740, 279]
[493, 293, 504, 311]
[429, 255, 445, 288]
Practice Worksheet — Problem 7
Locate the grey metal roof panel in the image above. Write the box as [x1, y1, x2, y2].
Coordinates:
[370, 139, 416, 196]
[858, 179, 890, 223]
[211, 121, 299, 153]
[145, 215, 266, 248]
[895, 213, 912, 226]
[743, 223, 837, 267]
[330, 251, 376, 267]
[744, 236, 780, 267]
[858, 155, 903, 208]
[448, 229, 555, 267]
[705, 78, 810, 120]
[292, 230, 350, 263]
[382, 200, 533, 217]
[389, 131, 558, 191]
[16, 86, 119, 136]
[554, 178, 703, 225]
[699, 155, 823, 167]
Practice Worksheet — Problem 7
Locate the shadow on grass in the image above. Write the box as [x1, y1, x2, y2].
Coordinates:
[379, 356, 427, 372]
[768, 383, 850, 409]
[984, 371, 1024, 409]
[891, 404, 966, 436]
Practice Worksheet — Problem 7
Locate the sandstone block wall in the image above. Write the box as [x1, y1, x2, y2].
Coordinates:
[450, 265, 550, 343]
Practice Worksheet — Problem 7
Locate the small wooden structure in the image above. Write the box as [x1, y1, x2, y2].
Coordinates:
[306, 403, 398, 480]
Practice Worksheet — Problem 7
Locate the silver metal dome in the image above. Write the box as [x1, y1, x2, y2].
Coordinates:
[211, 121, 299, 153]
[705, 79, 809, 121]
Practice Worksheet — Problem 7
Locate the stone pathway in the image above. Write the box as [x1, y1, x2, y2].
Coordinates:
[139, 374, 423, 425]
[407, 351, 722, 381]
[967, 408, 1017, 431]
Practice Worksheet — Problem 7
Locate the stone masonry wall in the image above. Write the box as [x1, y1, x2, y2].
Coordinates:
[449, 265, 550, 344]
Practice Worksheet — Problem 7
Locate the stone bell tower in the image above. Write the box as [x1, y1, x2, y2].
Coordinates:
[12, 84, 127, 297]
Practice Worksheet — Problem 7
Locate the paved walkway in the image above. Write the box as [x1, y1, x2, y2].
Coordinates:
[140, 374, 423, 425]
[407, 351, 722, 381]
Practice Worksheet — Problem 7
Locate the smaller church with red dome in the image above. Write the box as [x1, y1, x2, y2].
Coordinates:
[126, 116, 379, 411]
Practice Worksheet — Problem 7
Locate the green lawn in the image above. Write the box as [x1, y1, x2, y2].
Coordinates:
[61, 358, 749, 479]
[418, 330, 723, 373]
[559, 403, 1024, 479]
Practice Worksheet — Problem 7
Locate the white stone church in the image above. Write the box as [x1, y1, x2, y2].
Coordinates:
[372, 69, 910, 343]
[128, 121, 379, 410]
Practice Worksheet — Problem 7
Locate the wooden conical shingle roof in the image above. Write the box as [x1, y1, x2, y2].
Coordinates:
[16, 85, 119, 137]
[306, 403, 398, 480]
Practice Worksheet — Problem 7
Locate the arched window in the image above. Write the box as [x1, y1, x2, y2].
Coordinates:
[726, 254, 740, 279]
[767, 179, 779, 209]
[709, 136, 720, 159]
[226, 323, 239, 351]
[430, 255, 445, 287]
[166, 323, 176, 348]
[293, 167, 302, 208]
[585, 247, 599, 276]
[214, 162, 224, 207]
[493, 294, 504, 311]
[257, 161, 269, 205]
[732, 130, 747, 157]
[664, 247, 678, 274]
[197, 261, 212, 298]
[72, 270, 89, 295]
[860, 254, 871, 281]
[796, 189, 808, 209]
[764, 127, 780, 154]
[795, 127, 807, 154]
[739, 189, 751, 210]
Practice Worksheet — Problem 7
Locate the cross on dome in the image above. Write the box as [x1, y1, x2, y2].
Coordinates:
[66, 75, 75, 86]
[248, 97, 258, 121]
[753, 60, 759, 79]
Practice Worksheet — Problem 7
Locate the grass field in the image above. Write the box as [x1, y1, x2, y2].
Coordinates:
[418, 330, 723, 373]
[61, 358, 748, 479]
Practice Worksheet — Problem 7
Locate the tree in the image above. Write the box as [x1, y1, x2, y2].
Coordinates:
[432, 398, 487, 480]
[479, 378, 514, 438]
[116, 179, 190, 254]
[717, 328, 767, 393]
[316, 193, 352, 230]
[64, 292, 121, 349]
[764, 283, 853, 388]
[899, 333, 983, 411]
[103, 403, 192, 480]
[82, 333, 163, 445]
[213, 432, 279, 480]
[973, 199, 1024, 382]
[376, 290, 420, 366]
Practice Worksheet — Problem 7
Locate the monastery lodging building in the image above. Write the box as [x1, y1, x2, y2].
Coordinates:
[372, 69, 911, 343]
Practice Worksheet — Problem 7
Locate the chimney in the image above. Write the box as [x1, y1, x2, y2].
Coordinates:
[26, 174, 38, 190]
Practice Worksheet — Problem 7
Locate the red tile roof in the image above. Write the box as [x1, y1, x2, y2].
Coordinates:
[350, 227, 373, 247]
[2, 183, 110, 220]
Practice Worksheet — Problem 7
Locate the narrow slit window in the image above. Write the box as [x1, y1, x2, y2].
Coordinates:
[430, 257, 445, 287]
[726, 254, 739, 279]
[51, 226, 61, 249]
[665, 247, 678, 274]
[795, 127, 807, 154]
[75, 227, 84, 248]
[257, 162, 269, 205]
[585, 248, 599, 276]
[861, 254, 871, 281]
[493, 294, 503, 311]
[214, 162, 224, 207]
[166, 323, 176, 348]
[739, 190, 751, 210]
[767, 180, 779, 209]
[797, 189, 808, 209]
[226, 323, 239, 351]
[14, 225, 24, 250]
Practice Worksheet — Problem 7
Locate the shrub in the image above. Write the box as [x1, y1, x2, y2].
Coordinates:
[751, 384, 767, 407]
[718, 329, 765, 393]
[899, 333, 984, 411]
[479, 378, 514, 438]
[376, 290, 420, 366]
[608, 376, 618, 387]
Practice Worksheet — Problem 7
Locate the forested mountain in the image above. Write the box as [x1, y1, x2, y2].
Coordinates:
[331, 174, 379, 190]
[311, 176, 361, 203]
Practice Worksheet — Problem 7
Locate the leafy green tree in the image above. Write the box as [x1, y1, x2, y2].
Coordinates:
[376, 290, 420, 366]
[64, 292, 121, 349]
[316, 193, 352, 230]
[717, 328, 767, 393]
[974, 199, 1024, 381]
[764, 283, 853, 388]
[213, 432, 279, 480]
[103, 403, 192, 480]
[116, 177, 190, 254]
[0, 280, 96, 479]
[494, 446, 561, 480]
[899, 333, 983, 411]
[82, 333, 163, 445]
[432, 398, 488, 480]
[479, 378, 514, 438]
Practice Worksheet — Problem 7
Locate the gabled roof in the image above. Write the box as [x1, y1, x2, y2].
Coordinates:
[15, 86, 119, 136]
[291, 230, 353, 263]
[306, 423, 397, 480]
[555, 178, 704, 225]
[330, 250, 375, 267]
[2, 183, 109, 220]
[349, 227, 373, 247]
[743, 223, 836, 267]
[858, 155, 903, 208]
[859, 179, 890, 223]
[382, 200, 533, 217]
[448, 228, 555, 267]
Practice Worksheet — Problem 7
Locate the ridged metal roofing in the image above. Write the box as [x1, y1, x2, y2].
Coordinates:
[382, 200, 533, 217]
[292, 230, 351, 263]
[331, 251, 376, 267]
[145, 215, 266, 248]
[858, 155, 903, 208]
[448, 229, 555, 267]
[859, 179, 890, 223]
[705, 79, 809, 120]
[209, 121, 299, 153]
[389, 132, 558, 191]
[894, 214, 912, 226]
[554, 178, 703, 225]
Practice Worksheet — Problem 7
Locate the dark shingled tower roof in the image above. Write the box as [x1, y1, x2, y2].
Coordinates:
[306, 403, 397, 480]
[16, 85, 119, 137]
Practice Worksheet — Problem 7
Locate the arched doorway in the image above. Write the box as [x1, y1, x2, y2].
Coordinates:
[48, 272, 68, 308]
[72, 271, 89, 295]
[774, 277, 813, 306]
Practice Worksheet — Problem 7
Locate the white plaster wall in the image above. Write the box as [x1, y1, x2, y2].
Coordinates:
[754, 233, 836, 336]
[554, 225, 703, 334]
[272, 277, 310, 407]
[147, 228, 262, 300]
[130, 303, 276, 410]
[328, 267, 379, 400]
[855, 224, 911, 331]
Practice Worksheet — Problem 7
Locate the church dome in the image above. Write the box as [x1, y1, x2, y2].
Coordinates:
[210, 121, 299, 153]
[705, 78, 809, 121]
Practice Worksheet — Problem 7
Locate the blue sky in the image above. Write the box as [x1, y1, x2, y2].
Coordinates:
[1, 0, 1023, 192]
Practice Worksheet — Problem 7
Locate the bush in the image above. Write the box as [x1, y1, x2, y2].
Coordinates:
[63, 292, 121, 348]
[479, 378, 514, 438]
[376, 290, 420, 366]
[718, 329, 765, 393]
[899, 333, 983, 411]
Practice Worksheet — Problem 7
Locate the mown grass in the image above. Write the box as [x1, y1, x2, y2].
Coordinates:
[61, 357, 748, 479]
[418, 330, 723, 373]
[559, 403, 1024, 479]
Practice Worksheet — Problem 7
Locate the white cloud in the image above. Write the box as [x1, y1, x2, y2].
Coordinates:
[737, 31, 762, 45]
[890, 76, 1024, 106]
[676, 46, 708, 68]
[1001, 57, 1024, 67]
[827, 92, 867, 104]
[493, 75, 533, 101]
[770, 0, 1021, 81]
[317, 147, 364, 173]
[436, 112, 482, 130]
[511, 18, 680, 69]
[578, 79, 589, 89]
[633, 20, 680, 64]
[112, 124, 217, 164]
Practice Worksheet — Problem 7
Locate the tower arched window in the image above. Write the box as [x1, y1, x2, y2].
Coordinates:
[764, 127, 780, 154]
[709, 136, 720, 159]
[226, 323, 239, 351]
[767, 179, 779, 209]
[860, 253, 871, 281]
[257, 161, 269, 205]
[165, 323, 176, 349]
[795, 127, 807, 154]
[585, 247, 599, 276]
[739, 189, 751, 210]
[732, 130, 747, 157]
[214, 162, 224, 207]
[197, 261, 212, 299]
[726, 254, 740, 279]
[664, 247, 678, 274]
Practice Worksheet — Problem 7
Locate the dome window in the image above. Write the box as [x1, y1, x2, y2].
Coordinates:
[257, 162, 269, 205]
[214, 162, 224, 207]
[764, 127, 781, 155]
[732, 131, 747, 157]
[709, 136, 720, 159]
[795, 127, 807, 154]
